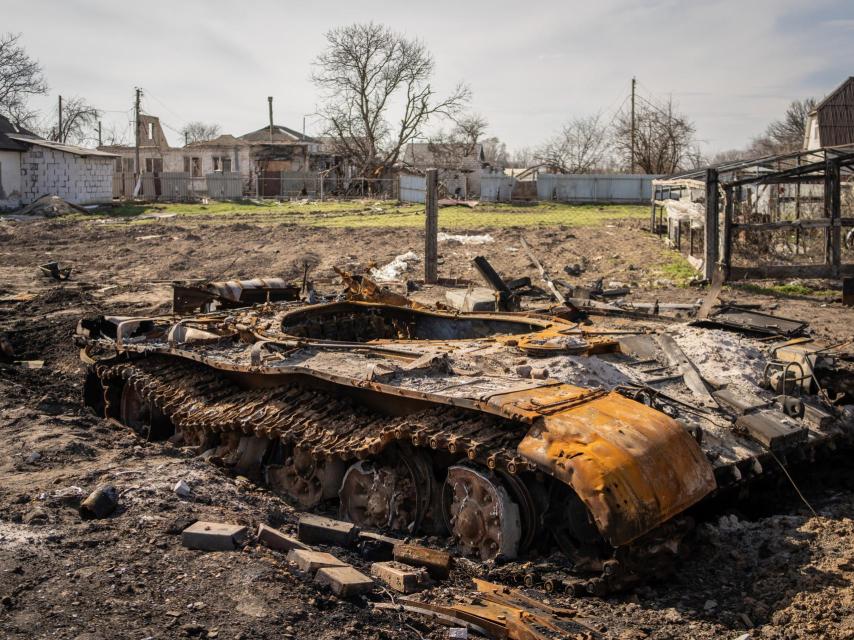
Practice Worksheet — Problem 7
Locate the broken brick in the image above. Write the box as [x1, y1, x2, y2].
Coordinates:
[181, 522, 247, 551]
[393, 543, 452, 579]
[297, 514, 358, 548]
[314, 566, 373, 597]
[257, 523, 310, 553]
[370, 560, 428, 593]
[287, 549, 348, 574]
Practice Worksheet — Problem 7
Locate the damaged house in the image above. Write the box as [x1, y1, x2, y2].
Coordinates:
[101, 113, 351, 199]
[804, 76, 854, 150]
[402, 141, 501, 198]
[0, 114, 116, 210]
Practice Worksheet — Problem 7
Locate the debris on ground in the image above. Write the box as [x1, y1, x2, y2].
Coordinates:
[13, 194, 90, 217]
[38, 261, 72, 281]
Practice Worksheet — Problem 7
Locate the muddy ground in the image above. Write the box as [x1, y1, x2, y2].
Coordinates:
[1, 209, 853, 639]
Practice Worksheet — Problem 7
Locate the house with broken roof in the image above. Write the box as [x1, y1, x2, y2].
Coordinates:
[100, 114, 351, 199]
[804, 76, 854, 150]
[0, 114, 117, 210]
[401, 141, 500, 198]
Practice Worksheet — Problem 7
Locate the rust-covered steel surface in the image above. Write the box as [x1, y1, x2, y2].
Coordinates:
[518, 391, 715, 546]
[75, 288, 854, 574]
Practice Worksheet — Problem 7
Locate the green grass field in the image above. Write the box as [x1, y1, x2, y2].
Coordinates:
[72, 199, 649, 229]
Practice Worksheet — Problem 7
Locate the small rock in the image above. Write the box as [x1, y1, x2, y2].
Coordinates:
[22, 508, 48, 525]
[25, 452, 42, 464]
[173, 480, 192, 498]
[180, 623, 206, 637]
[703, 599, 718, 611]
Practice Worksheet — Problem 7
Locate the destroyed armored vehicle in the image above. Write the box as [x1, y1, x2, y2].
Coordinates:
[75, 278, 853, 589]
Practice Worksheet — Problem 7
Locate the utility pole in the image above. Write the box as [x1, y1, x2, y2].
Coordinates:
[268, 96, 274, 142]
[630, 76, 636, 173]
[134, 87, 141, 177]
[98, 120, 102, 147]
[57, 95, 63, 143]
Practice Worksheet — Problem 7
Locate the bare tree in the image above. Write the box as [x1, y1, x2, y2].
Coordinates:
[481, 137, 507, 166]
[613, 98, 696, 174]
[313, 22, 469, 177]
[507, 146, 534, 168]
[0, 33, 48, 127]
[750, 98, 816, 155]
[426, 113, 491, 169]
[181, 121, 221, 144]
[50, 96, 100, 145]
[536, 114, 609, 173]
[100, 122, 129, 146]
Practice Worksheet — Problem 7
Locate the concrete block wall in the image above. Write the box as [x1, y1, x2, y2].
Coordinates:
[21, 148, 114, 204]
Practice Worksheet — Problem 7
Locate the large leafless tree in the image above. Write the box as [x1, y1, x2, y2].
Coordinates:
[181, 121, 221, 144]
[51, 96, 100, 145]
[426, 113, 489, 169]
[0, 32, 48, 128]
[536, 114, 610, 173]
[613, 98, 696, 174]
[750, 97, 817, 155]
[313, 22, 469, 177]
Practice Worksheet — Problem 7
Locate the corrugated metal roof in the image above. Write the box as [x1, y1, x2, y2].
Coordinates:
[0, 114, 39, 152]
[815, 77, 854, 148]
[240, 124, 316, 144]
[7, 135, 120, 158]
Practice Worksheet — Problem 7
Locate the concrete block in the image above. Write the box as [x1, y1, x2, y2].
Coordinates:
[297, 514, 358, 548]
[393, 543, 452, 579]
[370, 561, 428, 593]
[445, 287, 497, 312]
[257, 523, 311, 553]
[286, 549, 348, 574]
[314, 566, 373, 597]
[181, 521, 247, 551]
[357, 530, 401, 561]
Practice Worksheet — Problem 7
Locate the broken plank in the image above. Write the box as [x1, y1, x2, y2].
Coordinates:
[656, 333, 714, 402]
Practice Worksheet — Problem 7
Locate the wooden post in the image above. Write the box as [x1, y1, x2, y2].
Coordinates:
[650, 185, 657, 233]
[704, 168, 719, 282]
[825, 158, 841, 276]
[722, 185, 733, 280]
[425, 168, 439, 284]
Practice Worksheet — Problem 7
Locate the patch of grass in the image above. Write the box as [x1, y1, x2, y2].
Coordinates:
[653, 251, 698, 287]
[70, 200, 649, 229]
[731, 282, 837, 298]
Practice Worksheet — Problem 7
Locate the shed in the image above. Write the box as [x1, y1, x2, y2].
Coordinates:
[804, 77, 854, 149]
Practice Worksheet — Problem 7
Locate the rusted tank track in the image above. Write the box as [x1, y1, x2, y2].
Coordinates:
[95, 356, 529, 472]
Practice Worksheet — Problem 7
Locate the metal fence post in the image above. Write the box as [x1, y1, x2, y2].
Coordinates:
[704, 168, 719, 282]
[425, 168, 439, 284]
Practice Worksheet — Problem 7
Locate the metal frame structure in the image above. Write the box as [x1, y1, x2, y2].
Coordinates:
[651, 146, 854, 281]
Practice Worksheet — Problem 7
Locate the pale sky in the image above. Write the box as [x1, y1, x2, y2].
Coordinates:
[8, 0, 854, 155]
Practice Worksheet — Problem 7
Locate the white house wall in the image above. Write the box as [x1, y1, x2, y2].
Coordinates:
[0, 150, 22, 209]
[21, 148, 114, 204]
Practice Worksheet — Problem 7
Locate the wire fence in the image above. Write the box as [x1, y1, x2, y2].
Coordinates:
[113, 172, 399, 202]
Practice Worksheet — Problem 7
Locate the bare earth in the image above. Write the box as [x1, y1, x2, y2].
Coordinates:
[1, 208, 853, 640]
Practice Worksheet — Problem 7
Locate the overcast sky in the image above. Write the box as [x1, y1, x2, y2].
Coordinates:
[9, 0, 854, 155]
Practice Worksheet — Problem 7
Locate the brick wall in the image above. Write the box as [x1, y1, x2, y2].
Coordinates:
[20, 148, 114, 204]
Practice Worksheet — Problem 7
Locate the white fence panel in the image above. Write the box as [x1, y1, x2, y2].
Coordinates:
[538, 174, 656, 203]
[399, 174, 427, 203]
[480, 176, 516, 202]
[206, 172, 242, 199]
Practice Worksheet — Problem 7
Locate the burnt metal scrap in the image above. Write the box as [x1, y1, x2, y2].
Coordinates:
[172, 277, 301, 313]
[73, 274, 854, 594]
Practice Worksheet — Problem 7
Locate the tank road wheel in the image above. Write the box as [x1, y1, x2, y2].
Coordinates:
[338, 448, 430, 533]
[545, 483, 606, 571]
[119, 384, 173, 440]
[266, 446, 346, 509]
[444, 465, 522, 560]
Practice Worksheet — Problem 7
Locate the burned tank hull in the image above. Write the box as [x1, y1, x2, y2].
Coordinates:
[75, 298, 853, 584]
